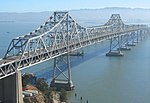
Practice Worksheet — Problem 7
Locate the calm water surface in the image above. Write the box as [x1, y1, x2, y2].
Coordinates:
[0, 22, 150, 103]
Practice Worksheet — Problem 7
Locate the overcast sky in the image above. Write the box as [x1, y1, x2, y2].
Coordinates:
[1, 0, 150, 12]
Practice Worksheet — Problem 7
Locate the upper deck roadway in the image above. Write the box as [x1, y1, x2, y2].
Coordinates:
[0, 12, 149, 79]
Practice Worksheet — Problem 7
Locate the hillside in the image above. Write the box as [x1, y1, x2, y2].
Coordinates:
[0, 7, 150, 27]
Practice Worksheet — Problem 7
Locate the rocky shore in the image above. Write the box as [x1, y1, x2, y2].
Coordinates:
[23, 91, 61, 103]
[22, 73, 67, 103]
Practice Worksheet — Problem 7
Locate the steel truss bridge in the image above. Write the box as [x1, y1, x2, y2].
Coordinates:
[0, 12, 149, 90]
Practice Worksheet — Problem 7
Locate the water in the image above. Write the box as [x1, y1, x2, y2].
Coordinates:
[0, 21, 42, 57]
[0, 22, 150, 103]
[68, 39, 150, 103]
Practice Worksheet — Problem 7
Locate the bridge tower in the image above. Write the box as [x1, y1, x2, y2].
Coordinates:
[106, 14, 124, 56]
[50, 12, 74, 90]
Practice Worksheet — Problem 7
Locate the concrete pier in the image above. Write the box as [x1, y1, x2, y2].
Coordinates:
[50, 79, 74, 91]
[69, 51, 84, 56]
[126, 44, 136, 46]
[117, 47, 131, 51]
[106, 51, 124, 56]
[0, 71, 23, 103]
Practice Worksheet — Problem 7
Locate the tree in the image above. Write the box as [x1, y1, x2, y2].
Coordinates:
[36, 78, 48, 93]
[22, 73, 36, 87]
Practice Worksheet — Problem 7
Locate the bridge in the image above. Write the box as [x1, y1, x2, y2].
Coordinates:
[0, 12, 149, 103]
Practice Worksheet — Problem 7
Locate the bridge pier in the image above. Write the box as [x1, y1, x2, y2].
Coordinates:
[0, 71, 23, 103]
[106, 36, 124, 56]
[119, 34, 131, 51]
[50, 79, 74, 91]
[139, 30, 147, 41]
[50, 54, 74, 91]
[125, 32, 137, 46]
[131, 31, 139, 44]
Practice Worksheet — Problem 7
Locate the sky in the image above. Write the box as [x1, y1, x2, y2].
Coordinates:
[1, 0, 150, 12]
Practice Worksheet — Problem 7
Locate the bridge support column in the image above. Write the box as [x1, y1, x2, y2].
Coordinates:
[50, 54, 74, 91]
[135, 31, 140, 43]
[139, 30, 143, 41]
[145, 29, 150, 38]
[119, 34, 131, 51]
[0, 71, 23, 103]
[125, 32, 137, 46]
[106, 36, 123, 56]
[139, 30, 147, 41]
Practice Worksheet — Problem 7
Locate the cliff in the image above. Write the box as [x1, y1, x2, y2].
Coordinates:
[23, 91, 61, 103]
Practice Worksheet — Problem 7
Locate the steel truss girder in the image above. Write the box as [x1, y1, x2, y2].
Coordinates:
[0, 12, 150, 79]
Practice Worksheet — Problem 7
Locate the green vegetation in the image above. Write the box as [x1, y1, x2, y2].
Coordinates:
[22, 73, 36, 87]
[36, 78, 48, 92]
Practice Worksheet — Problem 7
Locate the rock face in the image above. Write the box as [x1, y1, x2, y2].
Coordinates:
[51, 92, 60, 103]
[23, 92, 46, 103]
[23, 91, 61, 103]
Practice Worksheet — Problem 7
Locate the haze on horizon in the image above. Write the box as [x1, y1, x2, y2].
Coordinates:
[1, 0, 150, 12]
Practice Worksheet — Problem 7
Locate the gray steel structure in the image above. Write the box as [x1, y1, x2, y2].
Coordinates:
[0, 12, 149, 81]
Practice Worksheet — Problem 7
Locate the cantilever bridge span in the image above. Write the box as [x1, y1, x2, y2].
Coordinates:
[0, 12, 149, 90]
